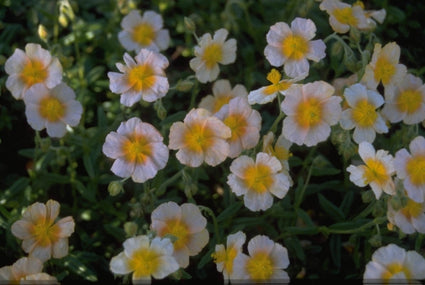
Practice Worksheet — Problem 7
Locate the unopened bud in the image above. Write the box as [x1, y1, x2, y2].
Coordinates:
[368, 234, 381, 247]
[184, 17, 196, 33]
[38, 24, 49, 42]
[176, 80, 194, 92]
[361, 190, 375, 203]
[58, 14, 68, 27]
[124, 221, 138, 237]
[154, 100, 167, 120]
[108, 181, 123, 196]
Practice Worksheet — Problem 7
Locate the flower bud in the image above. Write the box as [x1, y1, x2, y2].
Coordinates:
[108, 181, 123, 196]
[124, 221, 138, 237]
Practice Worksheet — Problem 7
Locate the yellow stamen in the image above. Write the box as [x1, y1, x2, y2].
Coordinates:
[212, 95, 232, 113]
[212, 246, 238, 275]
[202, 43, 223, 69]
[20, 59, 48, 86]
[224, 113, 247, 142]
[38, 96, 66, 122]
[406, 155, 425, 186]
[295, 97, 323, 129]
[281, 34, 309, 61]
[242, 163, 274, 194]
[246, 251, 274, 280]
[127, 63, 156, 92]
[131, 22, 155, 46]
[30, 217, 61, 247]
[159, 219, 189, 250]
[374, 56, 396, 85]
[183, 122, 215, 153]
[396, 89, 422, 114]
[333, 7, 358, 26]
[400, 199, 424, 220]
[363, 158, 389, 185]
[128, 247, 160, 278]
[121, 134, 152, 164]
[381, 262, 411, 280]
[351, 98, 378, 127]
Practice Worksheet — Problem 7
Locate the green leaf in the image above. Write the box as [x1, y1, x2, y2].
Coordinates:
[217, 202, 242, 222]
[197, 247, 214, 269]
[296, 208, 315, 227]
[284, 226, 319, 235]
[284, 237, 305, 262]
[73, 180, 96, 202]
[318, 194, 345, 222]
[339, 191, 354, 216]
[328, 218, 371, 231]
[329, 234, 341, 268]
[83, 154, 95, 178]
[63, 254, 98, 282]
[5, 177, 30, 198]
[18, 148, 34, 158]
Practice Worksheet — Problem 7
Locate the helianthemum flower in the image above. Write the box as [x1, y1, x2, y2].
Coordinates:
[387, 195, 425, 234]
[381, 73, 425, 125]
[168, 108, 231, 167]
[262, 131, 293, 172]
[227, 152, 291, 211]
[0, 257, 57, 282]
[264, 17, 326, 79]
[361, 42, 407, 90]
[11, 199, 75, 262]
[281, 81, 342, 147]
[23, 83, 83, 138]
[232, 235, 290, 282]
[5, 43, 62, 100]
[215, 97, 262, 158]
[212, 231, 246, 281]
[363, 244, 425, 282]
[118, 10, 170, 53]
[394, 136, 425, 203]
[150, 202, 209, 268]
[319, 0, 368, 33]
[108, 49, 169, 107]
[199, 79, 248, 114]
[340, 83, 388, 144]
[102, 117, 169, 183]
[109, 235, 179, 283]
[248, 69, 296, 105]
[347, 141, 395, 199]
[189, 28, 237, 83]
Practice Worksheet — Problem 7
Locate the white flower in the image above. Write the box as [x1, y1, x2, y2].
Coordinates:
[264, 18, 326, 78]
[189, 29, 237, 83]
[262, 131, 293, 172]
[0, 257, 58, 282]
[118, 10, 170, 53]
[5, 43, 62, 100]
[319, 0, 369, 33]
[340, 83, 388, 144]
[110, 235, 179, 283]
[102, 117, 169, 183]
[387, 194, 425, 234]
[227, 152, 291, 211]
[108, 49, 169, 107]
[23, 83, 83, 138]
[364, 244, 425, 281]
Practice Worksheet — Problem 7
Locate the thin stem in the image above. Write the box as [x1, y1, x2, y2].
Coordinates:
[198, 205, 221, 243]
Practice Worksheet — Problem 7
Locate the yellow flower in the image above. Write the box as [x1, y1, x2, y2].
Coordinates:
[168, 108, 231, 167]
[232, 235, 290, 282]
[394, 136, 425, 203]
[212, 231, 246, 280]
[264, 18, 326, 78]
[150, 202, 209, 268]
[189, 29, 237, 83]
[347, 142, 395, 199]
[11, 200, 75, 262]
[5, 43, 62, 100]
[215, 97, 262, 158]
[23, 83, 83, 138]
[199, 79, 248, 114]
[281, 81, 342, 147]
[0, 257, 58, 282]
[118, 10, 170, 53]
[364, 244, 425, 281]
[109, 235, 179, 283]
[108, 49, 169, 107]
[102, 117, 169, 183]
[227, 152, 291, 211]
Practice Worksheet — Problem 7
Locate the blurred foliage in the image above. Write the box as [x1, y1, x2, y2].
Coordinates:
[0, 0, 424, 282]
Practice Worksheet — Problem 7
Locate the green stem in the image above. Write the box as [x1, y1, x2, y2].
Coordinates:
[198, 205, 221, 243]
[321, 217, 387, 235]
[294, 160, 313, 209]
[156, 169, 184, 196]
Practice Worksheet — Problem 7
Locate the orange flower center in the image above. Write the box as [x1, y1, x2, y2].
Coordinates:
[223, 113, 248, 142]
[242, 163, 274, 194]
[127, 63, 156, 92]
[30, 217, 61, 247]
[212, 95, 232, 113]
[183, 122, 215, 153]
[159, 219, 190, 250]
[20, 59, 48, 87]
[38, 96, 66, 122]
[121, 133, 152, 164]
[131, 22, 156, 46]
[295, 97, 323, 129]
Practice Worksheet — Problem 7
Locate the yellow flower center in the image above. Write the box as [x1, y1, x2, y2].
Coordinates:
[295, 97, 323, 129]
[202, 43, 223, 69]
[121, 134, 152, 164]
[30, 217, 61, 247]
[212, 95, 232, 113]
[38, 96, 66, 122]
[159, 219, 190, 250]
[127, 63, 156, 92]
[212, 245, 238, 275]
[406, 155, 425, 186]
[246, 251, 274, 280]
[131, 22, 156, 46]
[274, 145, 291, 161]
[351, 98, 378, 128]
[333, 7, 358, 26]
[224, 113, 247, 142]
[20, 59, 48, 87]
[381, 262, 411, 280]
[400, 199, 424, 220]
[128, 247, 160, 278]
[396, 89, 423, 114]
[183, 122, 215, 153]
[281, 34, 309, 61]
[374, 56, 396, 85]
[242, 163, 274, 194]
[363, 158, 389, 186]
